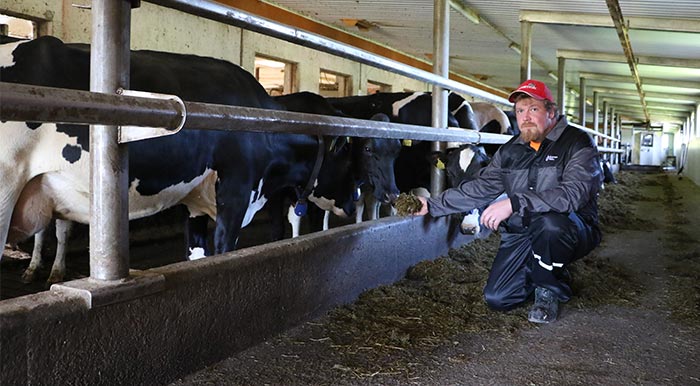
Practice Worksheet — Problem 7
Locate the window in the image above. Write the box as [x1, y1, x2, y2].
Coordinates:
[254, 56, 297, 96]
[367, 80, 391, 95]
[0, 13, 36, 39]
[319, 70, 351, 97]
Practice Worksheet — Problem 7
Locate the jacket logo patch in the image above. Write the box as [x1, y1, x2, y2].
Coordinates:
[545, 155, 558, 162]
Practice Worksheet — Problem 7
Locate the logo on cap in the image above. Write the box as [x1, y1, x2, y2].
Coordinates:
[508, 79, 554, 103]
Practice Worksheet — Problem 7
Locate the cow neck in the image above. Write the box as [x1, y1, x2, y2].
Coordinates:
[294, 135, 325, 216]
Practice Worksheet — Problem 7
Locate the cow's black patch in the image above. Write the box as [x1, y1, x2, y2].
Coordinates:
[62, 144, 82, 164]
[56, 124, 90, 152]
[26, 122, 41, 130]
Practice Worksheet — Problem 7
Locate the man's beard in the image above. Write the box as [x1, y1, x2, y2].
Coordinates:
[520, 127, 545, 143]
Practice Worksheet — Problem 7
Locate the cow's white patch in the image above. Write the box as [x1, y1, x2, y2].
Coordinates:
[188, 247, 206, 260]
[0, 40, 26, 69]
[127, 171, 214, 221]
[181, 171, 217, 219]
[458, 148, 476, 172]
[241, 179, 267, 228]
[460, 208, 481, 235]
[392, 92, 425, 117]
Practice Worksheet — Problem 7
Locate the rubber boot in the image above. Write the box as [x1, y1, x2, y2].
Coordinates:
[528, 287, 559, 324]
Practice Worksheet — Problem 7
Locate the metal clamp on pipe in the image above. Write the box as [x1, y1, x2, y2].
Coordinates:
[446, 127, 482, 149]
[116, 88, 186, 143]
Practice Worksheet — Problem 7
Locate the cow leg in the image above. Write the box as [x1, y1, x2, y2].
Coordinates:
[186, 215, 211, 260]
[213, 181, 252, 253]
[367, 196, 381, 220]
[47, 219, 72, 284]
[355, 196, 365, 223]
[286, 205, 302, 238]
[267, 191, 290, 241]
[21, 226, 47, 283]
[323, 210, 330, 231]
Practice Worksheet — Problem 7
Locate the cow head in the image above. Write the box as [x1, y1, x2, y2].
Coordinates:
[352, 113, 402, 204]
[309, 136, 356, 217]
[434, 144, 491, 188]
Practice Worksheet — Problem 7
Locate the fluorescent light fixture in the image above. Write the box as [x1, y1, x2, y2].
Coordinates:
[508, 42, 521, 55]
[547, 72, 558, 81]
[450, 0, 480, 25]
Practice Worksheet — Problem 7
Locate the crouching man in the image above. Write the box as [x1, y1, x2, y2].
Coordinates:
[415, 79, 603, 323]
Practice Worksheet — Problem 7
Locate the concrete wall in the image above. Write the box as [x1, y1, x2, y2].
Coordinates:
[1, 216, 473, 385]
[685, 137, 700, 187]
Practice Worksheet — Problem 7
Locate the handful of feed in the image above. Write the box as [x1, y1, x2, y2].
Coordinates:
[394, 193, 423, 216]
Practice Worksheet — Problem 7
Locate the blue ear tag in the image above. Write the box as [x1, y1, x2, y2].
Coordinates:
[294, 201, 308, 217]
[353, 187, 362, 201]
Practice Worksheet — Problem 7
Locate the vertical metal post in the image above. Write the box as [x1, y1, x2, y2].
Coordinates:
[609, 107, 616, 153]
[90, 0, 132, 281]
[602, 101, 609, 142]
[615, 114, 622, 164]
[520, 21, 532, 82]
[557, 57, 566, 116]
[593, 91, 600, 133]
[578, 77, 586, 126]
[430, 0, 449, 197]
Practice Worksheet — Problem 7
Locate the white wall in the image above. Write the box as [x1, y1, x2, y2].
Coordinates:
[685, 138, 700, 187]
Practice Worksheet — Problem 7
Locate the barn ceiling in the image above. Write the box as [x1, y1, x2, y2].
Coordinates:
[256, 0, 700, 128]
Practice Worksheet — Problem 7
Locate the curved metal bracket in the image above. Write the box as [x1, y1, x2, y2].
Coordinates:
[117, 88, 186, 143]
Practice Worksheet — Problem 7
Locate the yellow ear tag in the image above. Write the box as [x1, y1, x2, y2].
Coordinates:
[436, 159, 446, 170]
[402, 139, 412, 146]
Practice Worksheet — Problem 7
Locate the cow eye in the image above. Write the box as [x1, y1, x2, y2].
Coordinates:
[364, 146, 372, 153]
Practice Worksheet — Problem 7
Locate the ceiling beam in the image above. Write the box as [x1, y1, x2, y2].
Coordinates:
[605, 0, 649, 123]
[591, 87, 699, 103]
[615, 111, 687, 123]
[602, 99, 695, 112]
[580, 72, 700, 90]
[520, 10, 700, 33]
[557, 50, 700, 69]
[616, 108, 686, 118]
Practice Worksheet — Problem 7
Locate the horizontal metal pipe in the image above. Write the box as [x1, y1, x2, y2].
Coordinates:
[1, 82, 183, 130]
[597, 146, 625, 153]
[569, 121, 620, 142]
[0, 82, 509, 144]
[145, 0, 511, 107]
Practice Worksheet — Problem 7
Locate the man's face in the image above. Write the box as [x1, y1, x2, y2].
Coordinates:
[514, 97, 556, 143]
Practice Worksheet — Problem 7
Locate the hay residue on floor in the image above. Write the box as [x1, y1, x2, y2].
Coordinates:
[319, 171, 659, 374]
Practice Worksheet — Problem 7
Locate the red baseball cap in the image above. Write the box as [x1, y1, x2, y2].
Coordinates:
[508, 79, 554, 103]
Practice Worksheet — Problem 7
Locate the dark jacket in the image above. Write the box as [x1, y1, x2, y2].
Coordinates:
[427, 115, 603, 228]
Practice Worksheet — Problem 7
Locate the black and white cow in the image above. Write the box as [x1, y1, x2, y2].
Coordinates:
[266, 91, 401, 239]
[0, 36, 370, 280]
[329, 92, 465, 204]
